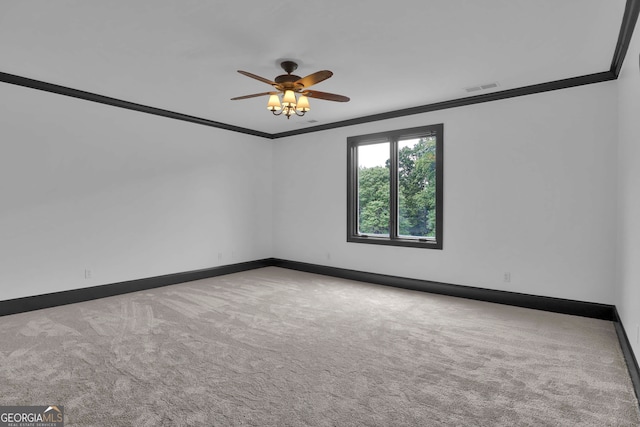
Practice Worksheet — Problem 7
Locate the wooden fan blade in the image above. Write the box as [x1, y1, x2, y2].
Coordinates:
[237, 70, 277, 86]
[305, 90, 350, 102]
[295, 70, 333, 88]
[230, 91, 275, 100]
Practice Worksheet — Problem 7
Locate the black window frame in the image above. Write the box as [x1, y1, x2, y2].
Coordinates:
[347, 123, 444, 249]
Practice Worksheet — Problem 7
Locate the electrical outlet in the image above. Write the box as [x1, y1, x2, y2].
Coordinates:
[503, 272, 511, 283]
[84, 269, 92, 279]
[326, 252, 331, 260]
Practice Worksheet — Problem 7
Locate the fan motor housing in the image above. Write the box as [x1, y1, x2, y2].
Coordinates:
[275, 74, 302, 84]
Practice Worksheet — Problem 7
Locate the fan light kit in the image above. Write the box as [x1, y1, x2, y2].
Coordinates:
[231, 61, 349, 119]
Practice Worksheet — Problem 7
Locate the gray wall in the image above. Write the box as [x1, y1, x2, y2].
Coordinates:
[617, 24, 640, 359]
[0, 83, 273, 300]
[273, 82, 618, 305]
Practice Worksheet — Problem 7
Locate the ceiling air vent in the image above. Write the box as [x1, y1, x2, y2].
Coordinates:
[465, 82, 499, 93]
[299, 119, 319, 125]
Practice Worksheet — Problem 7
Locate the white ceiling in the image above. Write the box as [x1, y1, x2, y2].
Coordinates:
[0, 1, 628, 135]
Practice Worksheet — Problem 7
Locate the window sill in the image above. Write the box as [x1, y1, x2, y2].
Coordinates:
[347, 235, 442, 249]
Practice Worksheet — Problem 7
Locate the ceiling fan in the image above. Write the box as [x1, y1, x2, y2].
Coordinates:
[231, 61, 350, 119]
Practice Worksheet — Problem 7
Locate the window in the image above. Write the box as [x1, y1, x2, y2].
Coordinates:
[347, 124, 443, 249]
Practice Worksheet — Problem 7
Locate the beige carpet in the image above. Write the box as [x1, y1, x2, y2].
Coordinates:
[0, 267, 638, 426]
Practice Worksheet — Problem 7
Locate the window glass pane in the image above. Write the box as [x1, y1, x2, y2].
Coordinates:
[357, 142, 390, 236]
[398, 136, 437, 238]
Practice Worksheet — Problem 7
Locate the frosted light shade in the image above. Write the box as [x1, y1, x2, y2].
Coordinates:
[267, 94, 281, 111]
[282, 90, 297, 107]
[296, 95, 310, 111]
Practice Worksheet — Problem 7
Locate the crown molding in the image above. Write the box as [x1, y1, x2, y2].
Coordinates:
[272, 71, 615, 138]
[611, 0, 640, 76]
[0, 71, 273, 139]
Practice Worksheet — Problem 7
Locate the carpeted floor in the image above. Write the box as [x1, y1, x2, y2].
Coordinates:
[0, 267, 638, 426]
